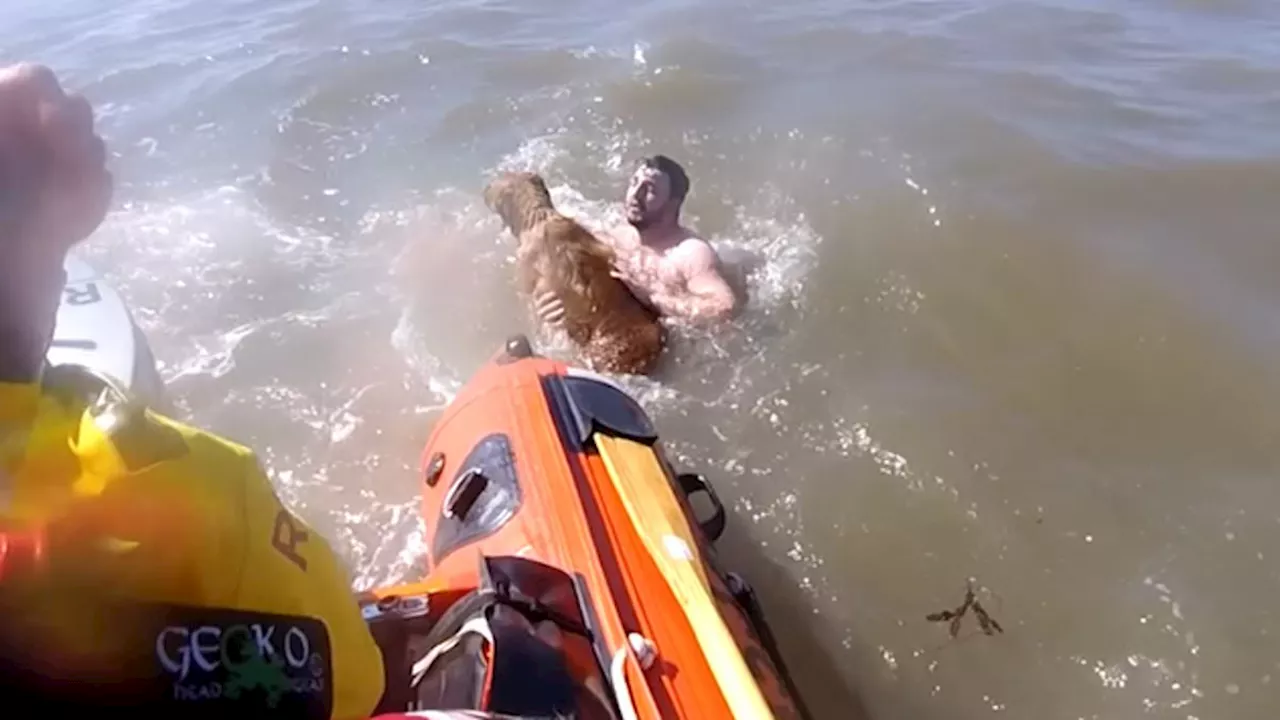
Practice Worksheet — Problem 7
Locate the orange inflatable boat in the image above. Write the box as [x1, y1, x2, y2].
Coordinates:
[359, 335, 810, 719]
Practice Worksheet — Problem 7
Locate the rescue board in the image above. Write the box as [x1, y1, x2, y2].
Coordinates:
[47, 253, 166, 406]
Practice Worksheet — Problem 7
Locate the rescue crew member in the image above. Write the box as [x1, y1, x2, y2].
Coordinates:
[0, 62, 384, 719]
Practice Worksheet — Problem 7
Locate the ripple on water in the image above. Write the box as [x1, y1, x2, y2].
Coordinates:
[35, 1, 1280, 718]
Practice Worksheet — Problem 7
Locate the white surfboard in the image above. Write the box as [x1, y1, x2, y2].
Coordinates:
[46, 254, 167, 408]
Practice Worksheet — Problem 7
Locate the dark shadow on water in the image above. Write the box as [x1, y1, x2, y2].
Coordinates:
[712, 519, 874, 720]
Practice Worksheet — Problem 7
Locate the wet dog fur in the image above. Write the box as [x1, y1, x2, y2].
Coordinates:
[483, 171, 665, 375]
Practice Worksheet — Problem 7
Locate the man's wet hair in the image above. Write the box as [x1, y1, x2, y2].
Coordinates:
[639, 155, 690, 204]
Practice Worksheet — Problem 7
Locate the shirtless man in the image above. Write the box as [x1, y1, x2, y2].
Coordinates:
[535, 155, 737, 327]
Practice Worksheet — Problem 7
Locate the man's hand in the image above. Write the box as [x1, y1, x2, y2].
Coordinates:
[533, 290, 566, 328]
[0, 63, 112, 276]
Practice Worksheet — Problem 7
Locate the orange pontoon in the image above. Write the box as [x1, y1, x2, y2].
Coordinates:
[361, 335, 809, 719]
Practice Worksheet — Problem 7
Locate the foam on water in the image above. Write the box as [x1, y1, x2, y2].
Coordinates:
[78, 182, 426, 581]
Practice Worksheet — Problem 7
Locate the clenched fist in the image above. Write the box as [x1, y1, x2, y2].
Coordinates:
[0, 62, 112, 282]
[0, 62, 112, 379]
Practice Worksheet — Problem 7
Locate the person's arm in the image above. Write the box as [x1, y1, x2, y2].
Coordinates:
[0, 63, 113, 383]
[645, 240, 736, 323]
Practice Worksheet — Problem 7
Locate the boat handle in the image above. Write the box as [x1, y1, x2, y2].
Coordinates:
[677, 472, 727, 543]
[443, 467, 488, 520]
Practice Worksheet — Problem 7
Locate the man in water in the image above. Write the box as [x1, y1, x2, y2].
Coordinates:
[535, 155, 738, 327]
[0, 62, 385, 718]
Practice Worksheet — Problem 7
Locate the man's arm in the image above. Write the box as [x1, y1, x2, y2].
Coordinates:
[647, 240, 737, 323]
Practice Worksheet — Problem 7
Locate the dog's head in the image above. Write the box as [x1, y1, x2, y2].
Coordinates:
[483, 171, 555, 237]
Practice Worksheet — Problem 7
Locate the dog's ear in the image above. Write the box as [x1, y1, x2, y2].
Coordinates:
[483, 176, 522, 235]
[482, 184, 496, 213]
[482, 176, 502, 212]
[529, 173, 550, 197]
[511, 172, 553, 208]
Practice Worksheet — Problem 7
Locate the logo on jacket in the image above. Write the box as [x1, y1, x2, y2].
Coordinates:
[155, 618, 329, 709]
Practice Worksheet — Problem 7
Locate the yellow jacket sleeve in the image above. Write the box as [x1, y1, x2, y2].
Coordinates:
[228, 450, 386, 720]
[3, 376, 385, 719]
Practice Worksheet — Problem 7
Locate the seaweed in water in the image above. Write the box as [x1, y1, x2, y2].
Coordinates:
[926, 578, 1004, 638]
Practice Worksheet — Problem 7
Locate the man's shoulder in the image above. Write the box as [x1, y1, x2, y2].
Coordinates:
[669, 234, 721, 270]
[675, 233, 714, 252]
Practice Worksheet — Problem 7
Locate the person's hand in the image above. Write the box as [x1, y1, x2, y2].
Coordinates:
[0, 63, 112, 279]
[608, 263, 645, 289]
[533, 290, 566, 327]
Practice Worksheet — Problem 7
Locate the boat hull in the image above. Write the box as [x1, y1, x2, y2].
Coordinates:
[365, 337, 807, 719]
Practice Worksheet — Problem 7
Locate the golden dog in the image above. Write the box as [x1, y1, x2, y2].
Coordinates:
[483, 171, 665, 375]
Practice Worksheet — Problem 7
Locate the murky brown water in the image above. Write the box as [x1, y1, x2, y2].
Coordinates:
[7, 0, 1280, 716]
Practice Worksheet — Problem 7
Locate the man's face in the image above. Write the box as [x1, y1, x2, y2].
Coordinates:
[625, 166, 672, 229]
